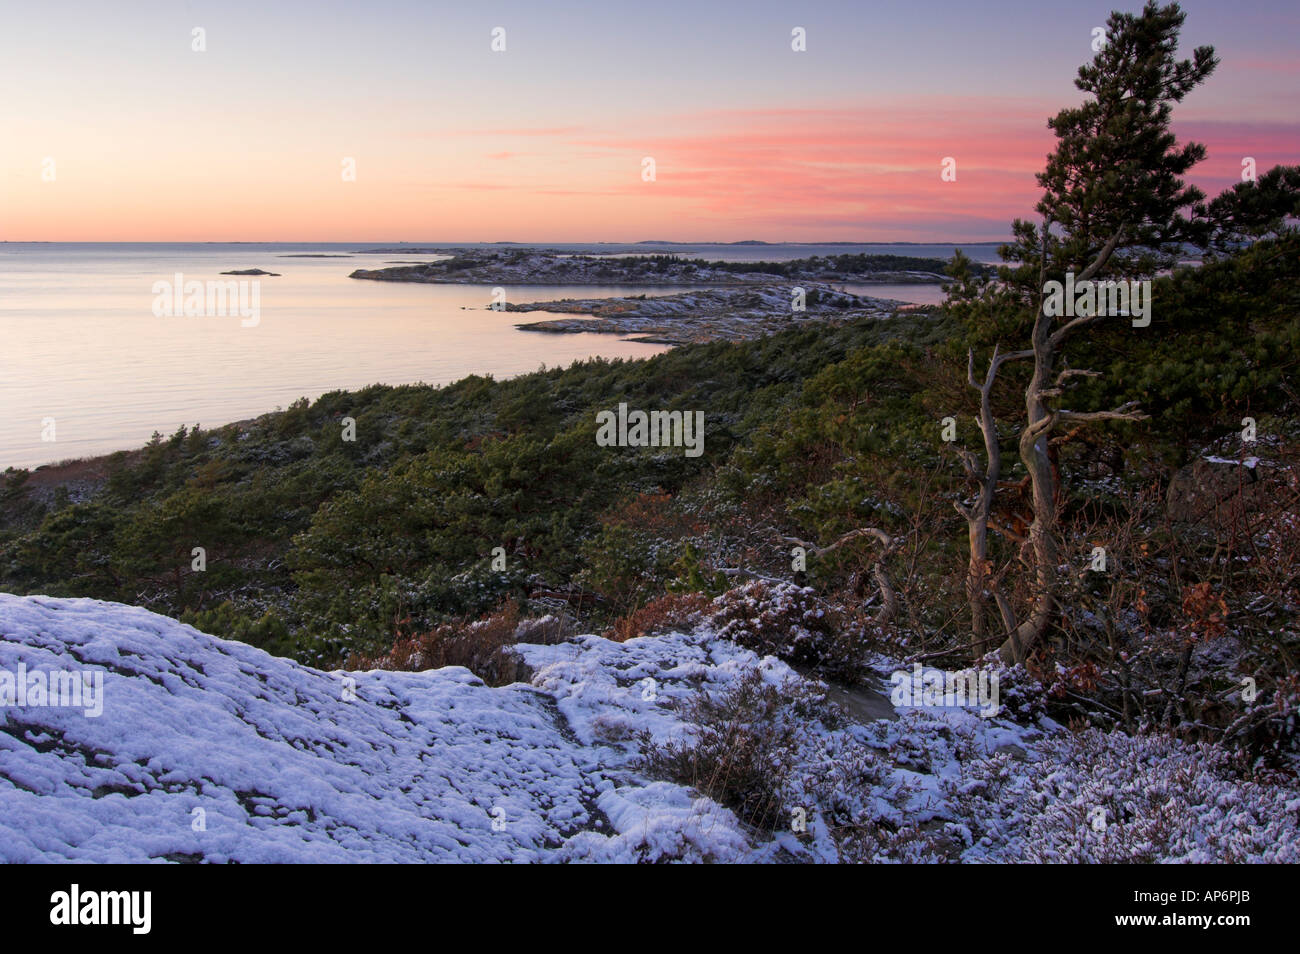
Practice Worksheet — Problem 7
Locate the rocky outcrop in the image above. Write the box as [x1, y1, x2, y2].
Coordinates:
[509, 284, 908, 344]
[1166, 455, 1262, 524]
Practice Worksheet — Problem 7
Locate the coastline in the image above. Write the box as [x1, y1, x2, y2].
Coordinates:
[0, 242, 967, 472]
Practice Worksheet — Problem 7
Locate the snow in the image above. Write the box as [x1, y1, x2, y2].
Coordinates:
[1, 595, 789, 862]
[1204, 454, 1260, 468]
[952, 729, 1300, 863]
[0, 595, 604, 862]
[2, 593, 1295, 863]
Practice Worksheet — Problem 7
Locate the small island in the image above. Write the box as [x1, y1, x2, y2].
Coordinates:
[220, 268, 281, 276]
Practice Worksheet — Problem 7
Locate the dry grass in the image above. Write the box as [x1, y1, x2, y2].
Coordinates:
[605, 591, 711, 642]
[637, 669, 802, 831]
[349, 600, 575, 686]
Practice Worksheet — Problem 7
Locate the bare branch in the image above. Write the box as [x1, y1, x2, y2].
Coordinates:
[994, 348, 1035, 370]
[1045, 223, 1128, 350]
[987, 515, 1027, 546]
[990, 580, 1018, 637]
[782, 527, 899, 626]
[1054, 367, 1102, 387]
[1023, 412, 1058, 442]
[781, 527, 893, 558]
[970, 344, 1032, 390]
[1056, 403, 1148, 424]
[718, 567, 793, 586]
[951, 445, 981, 480]
[872, 562, 899, 624]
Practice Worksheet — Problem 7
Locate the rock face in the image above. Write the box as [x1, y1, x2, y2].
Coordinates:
[1166, 456, 1261, 524]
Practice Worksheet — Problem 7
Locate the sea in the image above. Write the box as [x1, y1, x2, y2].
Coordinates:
[0, 242, 1005, 469]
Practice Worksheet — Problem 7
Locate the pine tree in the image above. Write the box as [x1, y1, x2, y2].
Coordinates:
[964, 2, 1219, 663]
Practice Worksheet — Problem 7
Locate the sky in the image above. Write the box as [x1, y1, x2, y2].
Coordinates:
[1, 0, 1296, 242]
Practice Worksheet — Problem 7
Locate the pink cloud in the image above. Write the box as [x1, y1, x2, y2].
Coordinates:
[433, 100, 1294, 238]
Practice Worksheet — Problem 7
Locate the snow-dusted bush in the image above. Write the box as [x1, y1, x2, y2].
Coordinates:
[638, 669, 801, 829]
[707, 580, 867, 680]
[949, 728, 1300, 863]
[636, 664, 892, 859]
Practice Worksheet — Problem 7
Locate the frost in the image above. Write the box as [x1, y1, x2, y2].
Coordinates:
[2, 593, 1293, 863]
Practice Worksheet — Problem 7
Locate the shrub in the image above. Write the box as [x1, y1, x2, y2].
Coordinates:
[181, 602, 293, 656]
[638, 669, 820, 831]
[707, 580, 869, 681]
[949, 728, 1300, 863]
[637, 667, 886, 847]
[605, 591, 711, 642]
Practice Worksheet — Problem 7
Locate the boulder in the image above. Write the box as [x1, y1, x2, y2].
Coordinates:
[1166, 456, 1261, 525]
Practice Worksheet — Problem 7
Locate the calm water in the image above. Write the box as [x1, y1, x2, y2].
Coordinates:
[0, 242, 996, 469]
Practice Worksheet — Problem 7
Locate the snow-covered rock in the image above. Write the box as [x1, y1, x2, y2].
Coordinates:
[0, 595, 770, 862]
[3, 593, 1294, 863]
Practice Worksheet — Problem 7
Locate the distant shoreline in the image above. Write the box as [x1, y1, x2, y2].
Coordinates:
[348, 247, 982, 287]
[0, 239, 1011, 247]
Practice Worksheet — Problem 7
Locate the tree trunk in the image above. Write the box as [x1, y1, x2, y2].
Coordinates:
[997, 223, 1130, 664]
[966, 522, 988, 645]
[958, 345, 1026, 658]
[1001, 307, 1060, 664]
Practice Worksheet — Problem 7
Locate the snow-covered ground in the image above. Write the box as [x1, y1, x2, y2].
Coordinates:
[2, 593, 1295, 863]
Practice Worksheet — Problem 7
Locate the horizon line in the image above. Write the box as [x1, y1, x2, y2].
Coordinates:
[0, 238, 1014, 245]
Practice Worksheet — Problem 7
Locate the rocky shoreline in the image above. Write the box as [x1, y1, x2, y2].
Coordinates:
[508, 284, 912, 344]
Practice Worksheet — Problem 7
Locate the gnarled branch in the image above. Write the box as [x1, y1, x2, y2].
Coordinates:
[781, 528, 898, 625]
[781, 527, 893, 559]
[1056, 403, 1148, 424]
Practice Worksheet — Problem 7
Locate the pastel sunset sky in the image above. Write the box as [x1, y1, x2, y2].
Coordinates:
[2, 0, 1296, 242]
